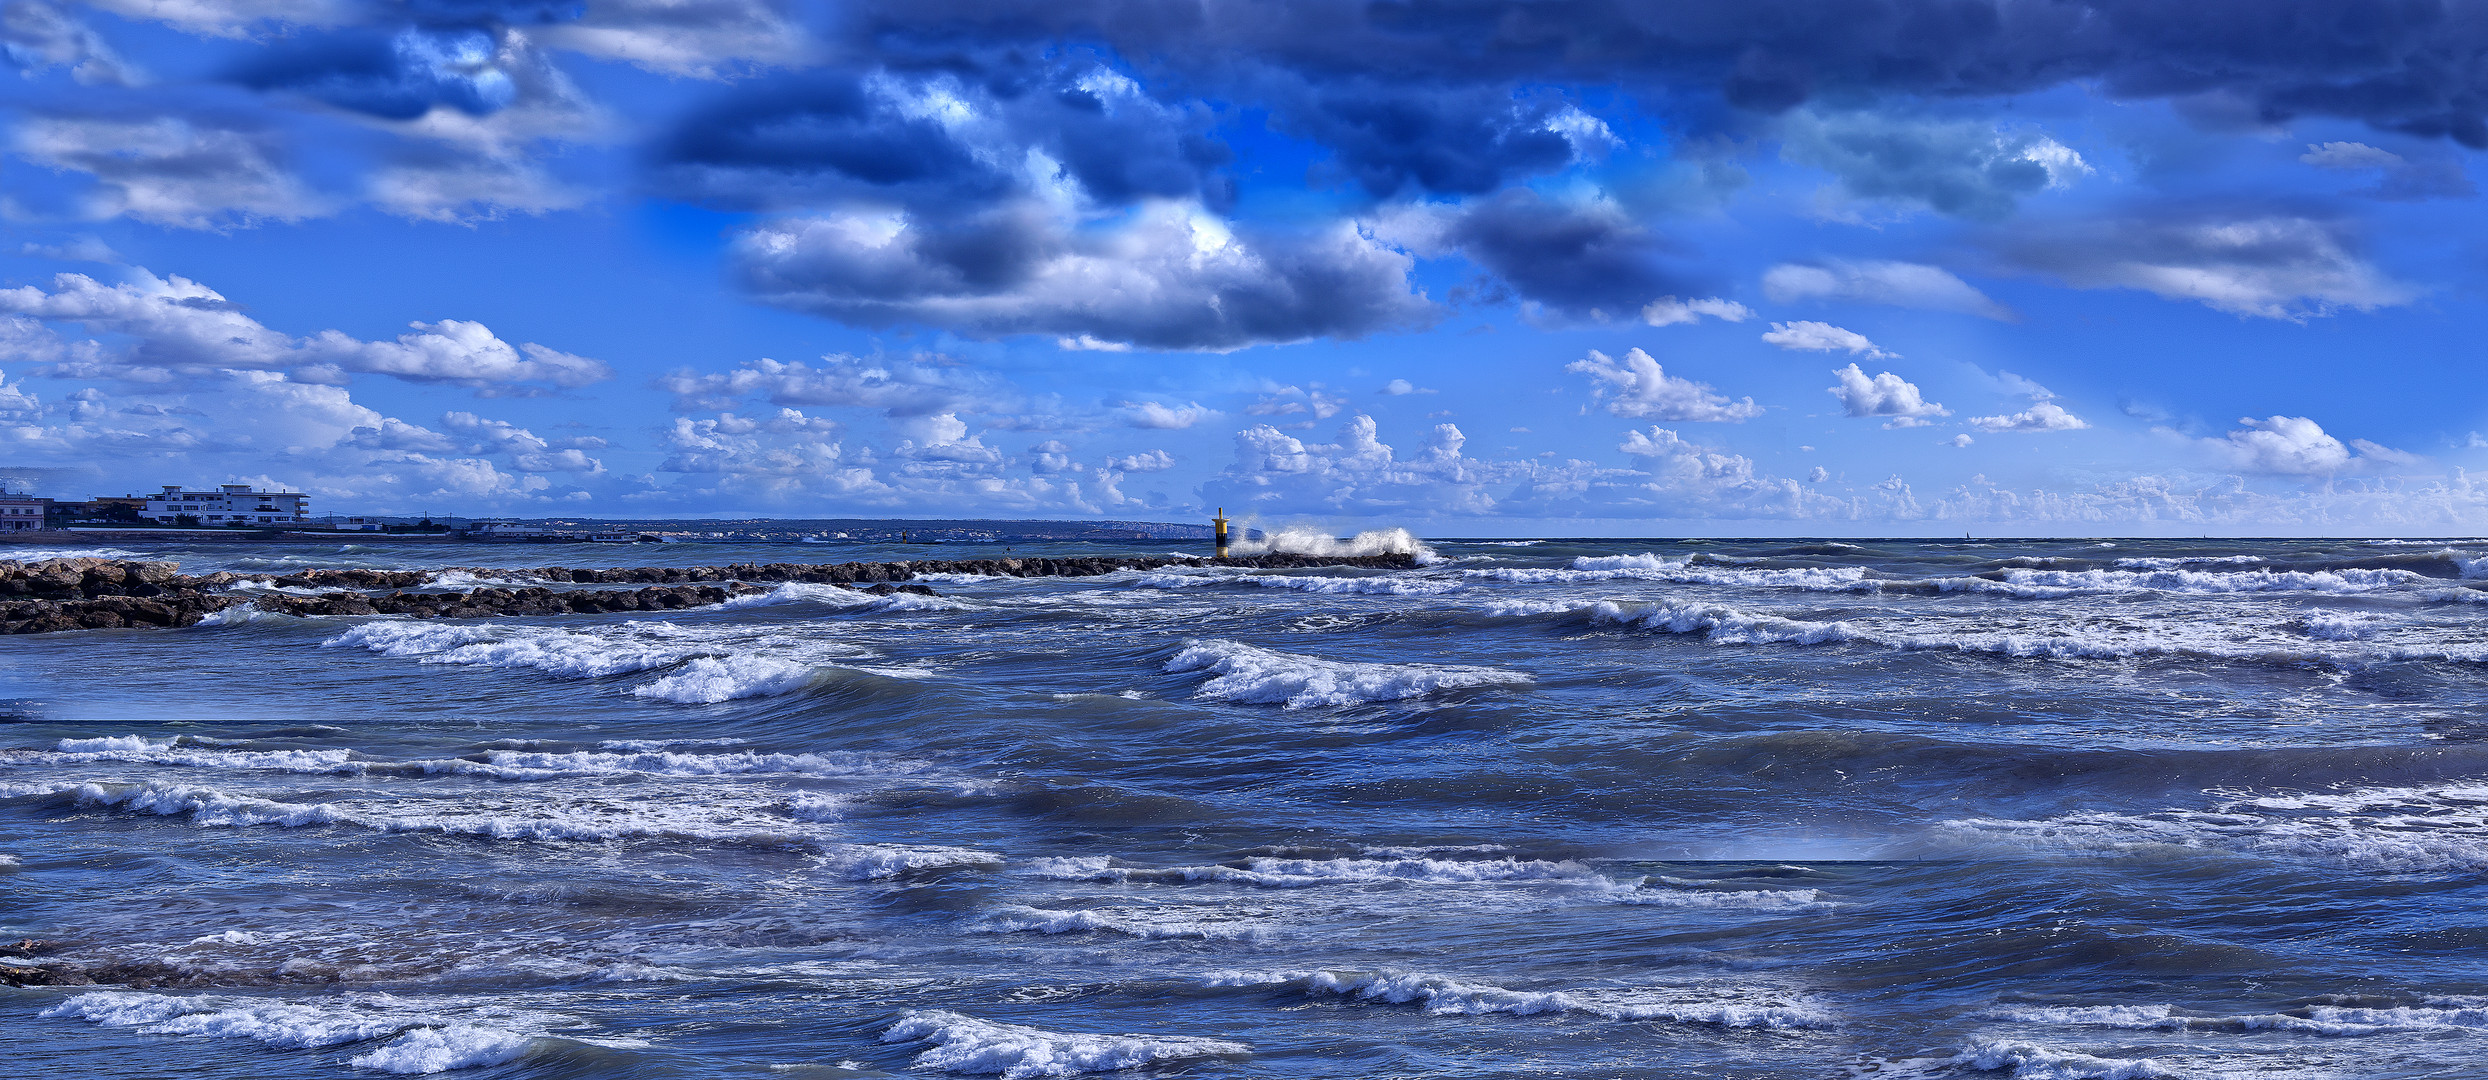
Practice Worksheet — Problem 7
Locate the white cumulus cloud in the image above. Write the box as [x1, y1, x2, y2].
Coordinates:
[1828, 363, 1950, 427]
[1119, 400, 1215, 429]
[1763, 320, 1893, 358]
[0, 268, 609, 388]
[1567, 347, 1762, 422]
[1641, 296, 1754, 327]
[1967, 401, 2089, 433]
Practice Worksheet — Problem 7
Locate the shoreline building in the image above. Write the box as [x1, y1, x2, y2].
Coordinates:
[0, 490, 48, 532]
[140, 484, 310, 527]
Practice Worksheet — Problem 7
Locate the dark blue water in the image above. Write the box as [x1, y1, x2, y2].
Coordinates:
[5, 535, 2487, 1078]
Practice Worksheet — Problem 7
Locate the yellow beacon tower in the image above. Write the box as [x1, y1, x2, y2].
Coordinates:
[1213, 507, 1231, 559]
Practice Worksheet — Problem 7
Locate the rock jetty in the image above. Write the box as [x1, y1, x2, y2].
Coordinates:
[0, 552, 1418, 634]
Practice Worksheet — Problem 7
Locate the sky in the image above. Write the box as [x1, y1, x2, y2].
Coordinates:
[4, 0, 2488, 535]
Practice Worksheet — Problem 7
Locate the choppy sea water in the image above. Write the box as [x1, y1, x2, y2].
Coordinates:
[6, 535, 2488, 1079]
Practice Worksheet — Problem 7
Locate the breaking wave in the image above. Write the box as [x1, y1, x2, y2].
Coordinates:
[1950, 1038, 2184, 1079]
[1164, 639, 1532, 708]
[1203, 969, 1834, 1028]
[1981, 1000, 2488, 1036]
[1023, 853, 1613, 889]
[319, 621, 914, 702]
[1509, 599, 2488, 666]
[880, 1010, 1249, 1078]
[969, 904, 1279, 942]
[1944, 782, 2488, 873]
[35, 736, 912, 781]
[41, 991, 554, 1074]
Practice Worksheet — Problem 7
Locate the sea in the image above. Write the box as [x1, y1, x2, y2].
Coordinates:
[4, 532, 2488, 1079]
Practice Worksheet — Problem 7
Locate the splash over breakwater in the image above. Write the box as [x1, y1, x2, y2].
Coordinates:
[4, 534, 2488, 1078]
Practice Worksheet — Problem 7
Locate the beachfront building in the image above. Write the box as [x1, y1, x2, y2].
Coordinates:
[140, 484, 310, 526]
[0, 491, 48, 531]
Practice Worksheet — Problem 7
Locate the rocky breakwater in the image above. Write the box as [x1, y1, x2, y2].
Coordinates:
[0, 557, 211, 633]
[0, 551, 1418, 634]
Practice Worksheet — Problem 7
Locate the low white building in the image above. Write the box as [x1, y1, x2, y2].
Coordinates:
[141, 484, 310, 527]
[0, 491, 47, 532]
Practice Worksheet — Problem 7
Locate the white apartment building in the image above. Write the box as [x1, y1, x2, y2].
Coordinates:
[140, 484, 310, 526]
[0, 492, 46, 531]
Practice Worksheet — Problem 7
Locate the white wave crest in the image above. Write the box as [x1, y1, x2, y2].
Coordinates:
[815, 844, 1000, 880]
[38, 738, 906, 782]
[0, 547, 146, 562]
[1023, 853, 1612, 889]
[57, 779, 832, 845]
[194, 604, 300, 626]
[322, 621, 891, 702]
[630, 655, 819, 703]
[1616, 886, 1826, 908]
[1983, 1001, 2488, 1036]
[421, 570, 534, 589]
[324, 621, 696, 677]
[1165, 639, 1531, 708]
[1463, 554, 1871, 592]
[40, 991, 551, 1074]
[1205, 969, 1832, 1028]
[971, 903, 1278, 941]
[880, 1010, 1249, 1078]
[2110, 555, 2265, 569]
[1951, 1038, 2183, 1079]
[1945, 782, 2488, 873]
[1982, 566, 2430, 597]
[1129, 570, 1463, 596]
[1559, 599, 2488, 666]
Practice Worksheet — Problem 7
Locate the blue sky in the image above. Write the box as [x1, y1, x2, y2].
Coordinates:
[4, 1, 2488, 534]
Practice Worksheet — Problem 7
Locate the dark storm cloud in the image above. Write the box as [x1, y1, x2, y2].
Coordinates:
[1425, 189, 1696, 318]
[656, 74, 1011, 211]
[653, 57, 1230, 213]
[1270, 80, 1580, 198]
[839, 0, 2488, 146]
[232, 27, 519, 120]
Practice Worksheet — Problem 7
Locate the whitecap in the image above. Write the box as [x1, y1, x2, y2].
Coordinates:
[1204, 969, 1833, 1028]
[1164, 639, 1531, 708]
[970, 903, 1278, 942]
[879, 1010, 1248, 1078]
[1022, 853, 1614, 889]
[1951, 1038, 2182, 1079]
[631, 655, 820, 703]
[814, 844, 1000, 880]
[1981, 1000, 2488, 1036]
[41, 990, 554, 1075]
[1945, 782, 2488, 873]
